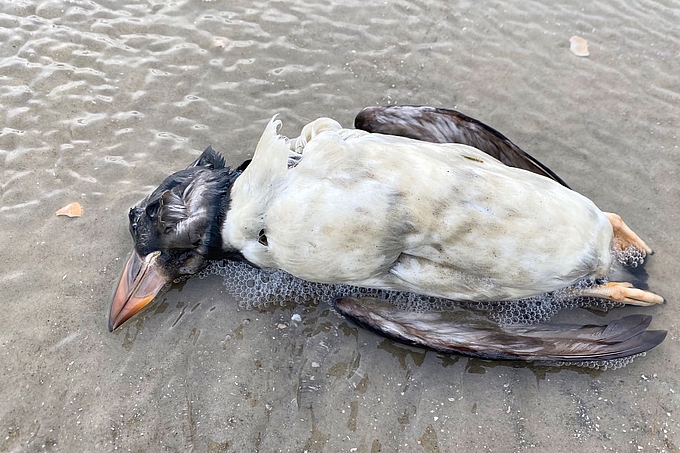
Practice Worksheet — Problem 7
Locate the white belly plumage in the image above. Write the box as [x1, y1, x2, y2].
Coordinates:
[222, 117, 613, 302]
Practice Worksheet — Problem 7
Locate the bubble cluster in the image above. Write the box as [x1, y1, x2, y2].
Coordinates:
[199, 260, 440, 311]
[200, 260, 621, 325]
[613, 244, 646, 268]
[555, 352, 644, 371]
[460, 278, 622, 326]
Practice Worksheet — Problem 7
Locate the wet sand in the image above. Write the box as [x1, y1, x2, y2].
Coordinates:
[1, 0, 679, 451]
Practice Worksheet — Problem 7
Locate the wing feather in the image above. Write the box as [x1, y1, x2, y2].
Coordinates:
[355, 105, 569, 187]
[335, 297, 666, 362]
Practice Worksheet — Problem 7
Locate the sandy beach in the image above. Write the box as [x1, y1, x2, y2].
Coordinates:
[1, 0, 678, 451]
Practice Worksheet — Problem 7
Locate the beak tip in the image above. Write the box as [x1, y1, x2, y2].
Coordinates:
[108, 249, 168, 333]
[108, 310, 122, 332]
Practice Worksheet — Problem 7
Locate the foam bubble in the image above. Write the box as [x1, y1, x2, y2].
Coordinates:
[200, 260, 621, 326]
[613, 244, 645, 268]
[555, 352, 644, 371]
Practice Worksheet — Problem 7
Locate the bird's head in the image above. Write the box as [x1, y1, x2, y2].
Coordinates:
[108, 147, 246, 331]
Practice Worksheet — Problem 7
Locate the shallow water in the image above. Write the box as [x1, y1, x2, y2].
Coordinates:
[1, 0, 679, 451]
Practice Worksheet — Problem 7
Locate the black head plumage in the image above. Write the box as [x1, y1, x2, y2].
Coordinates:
[128, 146, 242, 278]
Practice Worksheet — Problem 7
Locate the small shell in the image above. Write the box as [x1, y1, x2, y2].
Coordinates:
[56, 202, 84, 218]
[569, 36, 590, 57]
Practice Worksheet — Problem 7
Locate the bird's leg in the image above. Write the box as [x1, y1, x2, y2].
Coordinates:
[569, 281, 664, 307]
[605, 212, 652, 267]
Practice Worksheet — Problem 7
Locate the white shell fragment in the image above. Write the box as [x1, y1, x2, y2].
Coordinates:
[569, 36, 590, 57]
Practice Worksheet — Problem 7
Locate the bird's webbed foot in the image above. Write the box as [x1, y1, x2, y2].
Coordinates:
[570, 281, 664, 307]
[605, 212, 652, 267]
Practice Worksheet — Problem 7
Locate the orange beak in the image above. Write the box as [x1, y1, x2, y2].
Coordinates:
[108, 250, 169, 331]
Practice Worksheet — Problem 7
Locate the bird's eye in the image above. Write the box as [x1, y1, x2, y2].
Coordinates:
[258, 229, 268, 247]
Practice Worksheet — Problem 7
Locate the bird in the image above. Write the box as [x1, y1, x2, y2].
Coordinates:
[109, 105, 666, 362]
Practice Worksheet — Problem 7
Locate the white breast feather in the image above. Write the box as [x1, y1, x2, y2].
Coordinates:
[224, 117, 614, 301]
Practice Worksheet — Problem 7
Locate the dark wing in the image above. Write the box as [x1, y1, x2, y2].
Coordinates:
[334, 297, 666, 362]
[355, 105, 569, 188]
